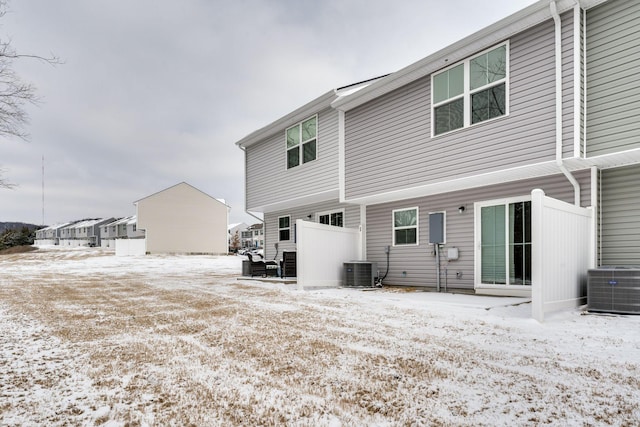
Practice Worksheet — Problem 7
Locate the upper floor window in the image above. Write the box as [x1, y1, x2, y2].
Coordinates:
[432, 43, 508, 136]
[278, 216, 291, 241]
[317, 210, 344, 227]
[393, 207, 418, 246]
[286, 116, 317, 169]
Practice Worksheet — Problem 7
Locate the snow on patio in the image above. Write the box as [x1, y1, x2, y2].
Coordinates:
[1, 246, 639, 426]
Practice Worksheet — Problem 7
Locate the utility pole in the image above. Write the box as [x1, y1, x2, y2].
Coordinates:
[41, 155, 45, 226]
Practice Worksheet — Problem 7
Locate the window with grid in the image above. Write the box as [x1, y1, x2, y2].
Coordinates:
[286, 116, 317, 169]
[432, 43, 508, 136]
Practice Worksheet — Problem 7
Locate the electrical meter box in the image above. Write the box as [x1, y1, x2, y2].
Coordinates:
[429, 212, 445, 244]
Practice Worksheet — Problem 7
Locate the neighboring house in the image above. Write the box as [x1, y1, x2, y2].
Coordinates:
[34, 221, 76, 245]
[125, 215, 145, 239]
[240, 227, 254, 249]
[100, 216, 145, 249]
[135, 182, 229, 254]
[237, 0, 639, 304]
[228, 222, 248, 251]
[59, 218, 114, 247]
[242, 223, 266, 249]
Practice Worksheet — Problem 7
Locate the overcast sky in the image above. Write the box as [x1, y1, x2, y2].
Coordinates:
[0, 0, 536, 226]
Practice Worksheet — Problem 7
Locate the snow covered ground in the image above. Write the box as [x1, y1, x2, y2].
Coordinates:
[1, 247, 638, 426]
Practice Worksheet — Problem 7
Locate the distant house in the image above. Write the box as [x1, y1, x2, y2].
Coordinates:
[100, 216, 145, 249]
[135, 182, 229, 254]
[35, 221, 76, 245]
[59, 218, 114, 247]
[228, 222, 248, 252]
[242, 223, 264, 249]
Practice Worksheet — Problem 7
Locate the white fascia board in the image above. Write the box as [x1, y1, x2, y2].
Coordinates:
[235, 90, 337, 149]
[332, 0, 581, 112]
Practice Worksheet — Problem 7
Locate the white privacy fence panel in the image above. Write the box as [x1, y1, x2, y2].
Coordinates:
[531, 189, 594, 322]
[58, 239, 91, 247]
[34, 239, 57, 246]
[115, 239, 147, 256]
[296, 220, 362, 289]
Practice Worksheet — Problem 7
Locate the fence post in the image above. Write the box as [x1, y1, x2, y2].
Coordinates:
[531, 188, 545, 322]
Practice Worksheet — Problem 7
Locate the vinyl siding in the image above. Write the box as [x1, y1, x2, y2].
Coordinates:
[245, 107, 340, 211]
[586, 0, 640, 156]
[345, 13, 576, 200]
[600, 165, 640, 265]
[366, 169, 592, 289]
[262, 201, 361, 260]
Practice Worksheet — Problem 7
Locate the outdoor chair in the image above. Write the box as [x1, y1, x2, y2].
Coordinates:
[246, 252, 279, 277]
[280, 251, 297, 278]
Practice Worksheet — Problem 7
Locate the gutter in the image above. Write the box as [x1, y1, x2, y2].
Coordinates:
[550, 0, 581, 206]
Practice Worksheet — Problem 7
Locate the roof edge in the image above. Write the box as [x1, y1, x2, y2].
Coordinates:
[235, 90, 337, 149]
[332, 0, 592, 111]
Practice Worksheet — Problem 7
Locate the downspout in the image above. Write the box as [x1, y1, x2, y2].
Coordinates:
[550, 0, 581, 206]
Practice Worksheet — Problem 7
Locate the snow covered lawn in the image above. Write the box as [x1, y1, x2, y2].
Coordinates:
[1, 247, 639, 426]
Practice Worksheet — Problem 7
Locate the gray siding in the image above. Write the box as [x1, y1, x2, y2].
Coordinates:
[263, 201, 361, 260]
[245, 107, 340, 211]
[600, 165, 640, 265]
[366, 170, 592, 289]
[345, 13, 577, 200]
[586, 0, 640, 156]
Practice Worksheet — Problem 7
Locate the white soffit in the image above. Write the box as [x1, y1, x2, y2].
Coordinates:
[249, 189, 341, 214]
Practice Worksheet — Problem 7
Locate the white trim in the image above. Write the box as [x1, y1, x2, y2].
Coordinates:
[338, 110, 346, 202]
[360, 204, 367, 259]
[474, 195, 532, 291]
[392, 206, 419, 246]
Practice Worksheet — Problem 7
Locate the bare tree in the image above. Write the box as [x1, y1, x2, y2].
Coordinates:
[0, 1, 60, 189]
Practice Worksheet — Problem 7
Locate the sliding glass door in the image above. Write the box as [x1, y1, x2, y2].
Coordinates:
[479, 198, 531, 287]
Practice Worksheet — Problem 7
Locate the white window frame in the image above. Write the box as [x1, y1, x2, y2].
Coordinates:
[316, 209, 345, 227]
[474, 195, 531, 292]
[285, 115, 318, 169]
[431, 41, 510, 137]
[278, 215, 291, 241]
[392, 207, 419, 246]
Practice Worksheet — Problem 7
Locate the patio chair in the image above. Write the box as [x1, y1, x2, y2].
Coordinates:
[280, 251, 297, 278]
[246, 252, 279, 277]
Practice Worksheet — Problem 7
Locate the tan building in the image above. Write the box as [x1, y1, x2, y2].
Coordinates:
[135, 182, 229, 254]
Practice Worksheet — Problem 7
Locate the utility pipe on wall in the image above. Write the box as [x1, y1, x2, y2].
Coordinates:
[550, 0, 581, 206]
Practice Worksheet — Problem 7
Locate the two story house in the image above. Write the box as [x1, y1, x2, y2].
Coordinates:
[135, 182, 229, 255]
[237, 0, 639, 304]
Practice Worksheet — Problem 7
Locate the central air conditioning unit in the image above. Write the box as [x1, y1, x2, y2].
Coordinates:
[588, 267, 640, 314]
[343, 261, 378, 287]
